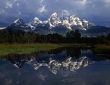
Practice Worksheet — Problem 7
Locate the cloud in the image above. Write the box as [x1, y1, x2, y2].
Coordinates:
[104, 0, 110, 7]
[16, 2, 20, 7]
[38, 5, 47, 13]
[61, 10, 71, 17]
[5, 0, 18, 9]
[5, 2, 13, 8]
[38, 0, 47, 13]
[0, 9, 5, 15]
[40, 0, 45, 4]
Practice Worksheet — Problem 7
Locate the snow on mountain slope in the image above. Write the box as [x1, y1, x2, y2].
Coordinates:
[7, 18, 31, 32]
[10, 13, 92, 32]
[5, 13, 94, 34]
[13, 18, 25, 26]
[48, 12, 62, 29]
[30, 12, 93, 31]
[32, 17, 42, 26]
[0, 27, 6, 30]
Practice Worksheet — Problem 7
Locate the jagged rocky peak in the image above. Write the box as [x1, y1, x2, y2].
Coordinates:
[62, 19, 72, 30]
[13, 18, 25, 25]
[49, 12, 62, 28]
[29, 12, 93, 31]
[69, 15, 93, 30]
[7, 18, 32, 31]
[69, 15, 78, 25]
[82, 19, 89, 28]
[69, 15, 84, 27]
[50, 12, 58, 18]
[32, 17, 42, 25]
[5, 12, 95, 34]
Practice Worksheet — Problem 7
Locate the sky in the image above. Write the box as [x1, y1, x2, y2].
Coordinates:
[0, 0, 110, 26]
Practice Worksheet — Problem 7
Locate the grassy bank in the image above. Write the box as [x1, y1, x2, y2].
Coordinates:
[0, 43, 92, 56]
[0, 43, 62, 56]
[0, 43, 110, 56]
[94, 44, 110, 54]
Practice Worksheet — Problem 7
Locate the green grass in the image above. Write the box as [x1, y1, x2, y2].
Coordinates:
[94, 44, 110, 54]
[0, 43, 92, 56]
[0, 43, 110, 56]
[0, 43, 62, 56]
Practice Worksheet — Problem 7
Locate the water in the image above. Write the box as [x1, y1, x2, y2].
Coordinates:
[0, 47, 110, 85]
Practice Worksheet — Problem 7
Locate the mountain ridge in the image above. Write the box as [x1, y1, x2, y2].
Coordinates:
[1, 12, 110, 36]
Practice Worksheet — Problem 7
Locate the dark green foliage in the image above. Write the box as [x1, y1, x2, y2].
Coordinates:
[0, 29, 109, 44]
[66, 30, 81, 43]
[0, 29, 65, 43]
[107, 33, 110, 40]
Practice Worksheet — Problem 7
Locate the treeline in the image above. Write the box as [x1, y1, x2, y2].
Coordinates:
[0, 29, 110, 44]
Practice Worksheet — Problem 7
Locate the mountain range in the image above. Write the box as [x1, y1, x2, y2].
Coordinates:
[1, 12, 110, 36]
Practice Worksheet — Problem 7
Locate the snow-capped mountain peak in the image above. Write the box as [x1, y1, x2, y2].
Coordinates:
[6, 12, 95, 35]
[29, 12, 92, 31]
[69, 15, 93, 30]
[13, 18, 24, 25]
[70, 16, 83, 27]
[50, 12, 58, 18]
[7, 18, 32, 32]
[32, 17, 42, 25]
[62, 19, 72, 30]
[69, 15, 78, 25]
[0, 27, 6, 30]
[29, 17, 43, 30]
[82, 19, 89, 28]
[48, 12, 62, 28]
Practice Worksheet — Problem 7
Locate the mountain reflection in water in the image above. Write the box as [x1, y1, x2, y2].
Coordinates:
[0, 47, 110, 85]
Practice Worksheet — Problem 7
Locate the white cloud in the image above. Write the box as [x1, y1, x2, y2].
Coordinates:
[16, 2, 20, 7]
[38, 0, 47, 13]
[5, 1, 13, 8]
[40, 0, 44, 4]
[104, 0, 110, 7]
[76, 0, 88, 5]
[61, 10, 70, 17]
[0, 9, 5, 15]
[18, 11, 22, 15]
[38, 5, 47, 13]
[5, 0, 19, 9]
